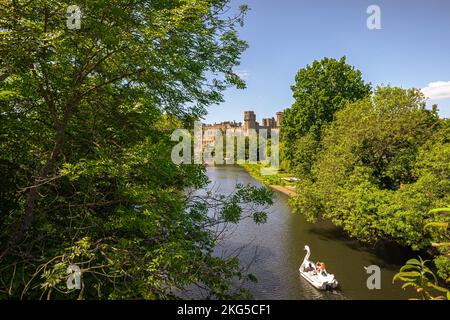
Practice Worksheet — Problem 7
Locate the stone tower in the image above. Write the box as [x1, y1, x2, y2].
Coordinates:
[276, 112, 283, 127]
[262, 117, 276, 128]
[244, 111, 256, 131]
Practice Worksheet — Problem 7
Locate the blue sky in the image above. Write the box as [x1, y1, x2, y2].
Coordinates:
[205, 0, 450, 123]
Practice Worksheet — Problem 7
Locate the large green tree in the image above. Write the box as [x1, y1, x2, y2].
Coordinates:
[292, 86, 450, 282]
[0, 0, 274, 299]
[281, 57, 371, 174]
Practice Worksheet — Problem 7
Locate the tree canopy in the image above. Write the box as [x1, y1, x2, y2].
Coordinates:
[281, 57, 371, 173]
[0, 0, 275, 299]
[290, 86, 450, 283]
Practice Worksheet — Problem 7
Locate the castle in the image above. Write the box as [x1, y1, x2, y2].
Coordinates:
[202, 111, 283, 147]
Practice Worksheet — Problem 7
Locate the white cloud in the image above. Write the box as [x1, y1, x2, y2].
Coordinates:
[235, 70, 250, 80]
[421, 81, 450, 100]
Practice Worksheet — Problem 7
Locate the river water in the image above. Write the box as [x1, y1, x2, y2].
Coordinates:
[207, 165, 412, 300]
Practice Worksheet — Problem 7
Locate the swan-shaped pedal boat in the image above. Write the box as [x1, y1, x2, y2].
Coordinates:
[299, 245, 339, 290]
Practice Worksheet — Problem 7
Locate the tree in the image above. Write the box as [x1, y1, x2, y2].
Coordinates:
[281, 56, 371, 174]
[425, 208, 450, 284]
[293, 87, 450, 293]
[393, 208, 450, 300]
[393, 257, 449, 300]
[0, 0, 275, 299]
[291, 86, 440, 245]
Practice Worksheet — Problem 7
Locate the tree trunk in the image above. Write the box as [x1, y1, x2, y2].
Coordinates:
[0, 125, 67, 260]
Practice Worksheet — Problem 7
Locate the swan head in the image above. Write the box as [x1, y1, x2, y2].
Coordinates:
[304, 245, 310, 251]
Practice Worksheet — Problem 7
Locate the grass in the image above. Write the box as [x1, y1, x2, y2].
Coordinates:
[240, 163, 297, 187]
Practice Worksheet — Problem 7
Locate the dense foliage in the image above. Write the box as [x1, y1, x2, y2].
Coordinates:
[287, 83, 450, 285]
[0, 0, 275, 299]
[393, 256, 449, 300]
[393, 208, 450, 300]
[281, 57, 371, 174]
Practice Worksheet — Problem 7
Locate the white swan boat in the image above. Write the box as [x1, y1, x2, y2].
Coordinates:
[299, 245, 339, 290]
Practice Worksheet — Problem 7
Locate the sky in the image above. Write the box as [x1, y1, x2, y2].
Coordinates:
[204, 0, 450, 124]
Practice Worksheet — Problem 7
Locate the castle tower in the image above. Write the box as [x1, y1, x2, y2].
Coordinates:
[244, 111, 256, 131]
[276, 112, 283, 127]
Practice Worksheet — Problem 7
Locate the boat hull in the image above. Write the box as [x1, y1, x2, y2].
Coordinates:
[299, 261, 338, 290]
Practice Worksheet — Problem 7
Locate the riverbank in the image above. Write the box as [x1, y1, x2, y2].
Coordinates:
[269, 185, 297, 197]
[239, 164, 298, 197]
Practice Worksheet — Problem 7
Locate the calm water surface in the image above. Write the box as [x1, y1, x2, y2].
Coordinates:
[207, 166, 412, 300]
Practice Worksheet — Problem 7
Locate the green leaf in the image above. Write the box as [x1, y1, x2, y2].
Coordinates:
[399, 265, 420, 272]
[429, 208, 450, 214]
[424, 222, 448, 232]
[427, 282, 450, 293]
[247, 274, 258, 283]
[401, 282, 419, 290]
[404, 258, 422, 266]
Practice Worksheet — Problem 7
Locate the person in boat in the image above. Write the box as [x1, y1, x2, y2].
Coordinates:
[314, 262, 321, 274]
[316, 262, 327, 276]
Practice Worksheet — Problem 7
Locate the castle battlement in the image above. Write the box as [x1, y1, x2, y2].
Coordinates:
[202, 111, 283, 147]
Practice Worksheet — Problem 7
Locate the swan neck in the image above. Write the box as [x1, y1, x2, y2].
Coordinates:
[304, 247, 311, 261]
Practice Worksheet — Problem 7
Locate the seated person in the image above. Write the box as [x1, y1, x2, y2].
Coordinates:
[316, 262, 327, 276]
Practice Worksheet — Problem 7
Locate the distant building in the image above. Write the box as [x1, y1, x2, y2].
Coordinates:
[261, 117, 276, 128]
[202, 121, 242, 147]
[244, 111, 257, 131]
[276, 112, 283, 127]
[202, 111, 283, 148]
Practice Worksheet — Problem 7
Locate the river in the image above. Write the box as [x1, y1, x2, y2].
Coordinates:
[207, 165, 412, 300]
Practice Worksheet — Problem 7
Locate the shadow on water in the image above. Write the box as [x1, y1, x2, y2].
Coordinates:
[307, 223, 416, 268]
[206, 166, 414, 300]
